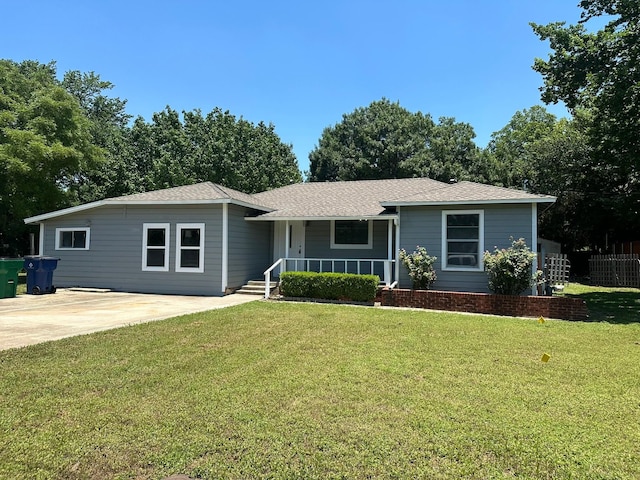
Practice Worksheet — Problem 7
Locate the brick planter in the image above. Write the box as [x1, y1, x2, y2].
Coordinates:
[377, 288, 588, 321]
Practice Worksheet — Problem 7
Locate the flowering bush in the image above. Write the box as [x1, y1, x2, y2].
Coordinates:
[399, 246, 437, 290]
[483, 238, 541, 295]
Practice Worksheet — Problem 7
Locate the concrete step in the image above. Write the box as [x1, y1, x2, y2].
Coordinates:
[236, 280, 278, 296]
[236, 288, 265, 296]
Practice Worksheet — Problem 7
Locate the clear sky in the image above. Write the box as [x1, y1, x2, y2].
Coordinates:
[2, 1, 586, 174]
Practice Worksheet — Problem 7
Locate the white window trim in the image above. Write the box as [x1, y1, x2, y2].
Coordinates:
[176, 223, 205, 273]
[142, 223, 170, 272]
[55, 227, 90, 250]
[330, 220, 373, 249]
[441, 210, 484, 272]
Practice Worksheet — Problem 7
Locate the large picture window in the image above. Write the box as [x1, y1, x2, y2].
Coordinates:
[442, 210, 484, 270]
[331, 220, 373, 249]
[176, 223, 205, 273]
[55, 227, 90, 250]
[142, 223, 170, 271]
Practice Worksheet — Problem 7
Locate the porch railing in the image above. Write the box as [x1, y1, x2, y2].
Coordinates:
[264, 257, 395, 298]
[263, 258, 284, 298]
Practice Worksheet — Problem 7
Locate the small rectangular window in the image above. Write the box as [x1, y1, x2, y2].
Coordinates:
[176, 223, 205, 273]
[142, 223, 170, 271]
[442, 211, 484, 270]
[55, 227, 90, 250]
[331, 220, 373, 249]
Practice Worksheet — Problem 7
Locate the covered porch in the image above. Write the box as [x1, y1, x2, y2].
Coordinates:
[256, 216, 400, 298]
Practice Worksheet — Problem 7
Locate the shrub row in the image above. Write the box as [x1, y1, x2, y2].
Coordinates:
[279, 271, 379, 302]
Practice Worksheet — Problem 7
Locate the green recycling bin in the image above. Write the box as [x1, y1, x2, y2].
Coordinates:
[0, 258, 24, 299]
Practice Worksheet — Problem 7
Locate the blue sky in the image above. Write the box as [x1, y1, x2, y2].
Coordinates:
[3, 1, 586, 173]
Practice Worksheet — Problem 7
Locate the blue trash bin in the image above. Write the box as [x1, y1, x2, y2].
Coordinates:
[23, 256, 60, 294]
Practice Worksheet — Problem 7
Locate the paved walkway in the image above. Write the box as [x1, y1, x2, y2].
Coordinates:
[0, 289, 260, 350]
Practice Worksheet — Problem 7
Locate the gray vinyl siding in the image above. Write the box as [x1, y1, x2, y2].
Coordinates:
[305, 220, 390, 258]
[399, 204, 534, 293]
[42, 204, 224, 295]
[304, 219, 391, 277]
[227, 204, 272, 289]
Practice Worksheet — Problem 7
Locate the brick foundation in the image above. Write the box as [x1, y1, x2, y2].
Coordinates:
[376, 288, 589, 321]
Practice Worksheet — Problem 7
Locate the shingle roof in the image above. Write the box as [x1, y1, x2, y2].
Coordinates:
[24, 178, 556, 224]
[110, 182, 270, 209]
[381, 181, 556, 206]
[252, 177, 449, 218]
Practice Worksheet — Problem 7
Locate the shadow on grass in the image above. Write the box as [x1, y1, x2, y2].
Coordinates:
[566, 291, 640, 324]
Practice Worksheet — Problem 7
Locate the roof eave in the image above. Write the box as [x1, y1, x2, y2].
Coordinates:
[380, 197, 557, 207]
[246, 214, 398, 222]
[107, 198, 273, 211]
[24, 200, 108, 224]
[24, 198, 273, 224]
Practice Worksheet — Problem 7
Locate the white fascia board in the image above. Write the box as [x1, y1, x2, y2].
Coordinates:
[24, 198, 272, 224]
[380, 197, 557, 207]
[24, 201, 107, 224]
[245, 214, 399, 222]
[219, 198, 274, 212]
[108, 199, 272, 211]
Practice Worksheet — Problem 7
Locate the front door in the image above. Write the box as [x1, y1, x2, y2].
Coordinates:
[273, 221, 305, 275]
[288, 221, 305, 259]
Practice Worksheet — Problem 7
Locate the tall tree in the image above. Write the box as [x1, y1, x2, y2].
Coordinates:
[62, 70, 133, 202]
[0, 60, 102, 254]
[487, 106, 558, 189]
[530, 116, 595, 250]
[531, 0, 640, 246]
[108, 107, 302, 195]
[309, 99, 434, 181]
[308, 98, 481, 183]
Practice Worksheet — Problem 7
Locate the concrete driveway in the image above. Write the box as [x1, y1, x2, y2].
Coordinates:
[0, 289, 260, 350]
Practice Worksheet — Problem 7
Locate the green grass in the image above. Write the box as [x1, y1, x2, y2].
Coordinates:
[1, 302, 639, 479]
[562, 282, 640, 324]
[16, 271, 26, 295]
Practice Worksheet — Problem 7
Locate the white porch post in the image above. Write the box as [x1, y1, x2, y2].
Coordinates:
[221, 203, 228, 293]
[284, 219, 290, 271]
[531, 202, 538, 296]
[386, 218, 393, 285]
[395, 208, 401, 287]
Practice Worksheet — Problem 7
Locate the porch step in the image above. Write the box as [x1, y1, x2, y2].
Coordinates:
[236, 279, 278, 296]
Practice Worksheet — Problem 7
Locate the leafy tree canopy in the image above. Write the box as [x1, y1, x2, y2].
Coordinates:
[487, 105, 557, 189]
[531, 0, 640, 244]
[0, 59, 302, 254]
[77, 107, 302, 203]
[0, 59, 102, 254]
[308, 98, 483, 183]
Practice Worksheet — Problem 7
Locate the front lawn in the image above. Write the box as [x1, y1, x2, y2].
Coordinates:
[562, 282, 640, 324]
[1, 302, 639, 479]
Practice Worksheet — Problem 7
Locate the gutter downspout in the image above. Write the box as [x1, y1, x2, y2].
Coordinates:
[395, 208, 401, 287]
[39, 223, 44, 255]
[531, 203, 538, 296]
[222, 203, 228, 294]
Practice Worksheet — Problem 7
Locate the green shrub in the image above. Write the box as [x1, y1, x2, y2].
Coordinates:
[280, 271, 379, 302]
[483, 238, 541, 295]
[399, 246, 437, 290]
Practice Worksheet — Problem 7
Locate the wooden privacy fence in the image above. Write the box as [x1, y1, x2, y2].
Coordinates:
[589, 254, 640, 287]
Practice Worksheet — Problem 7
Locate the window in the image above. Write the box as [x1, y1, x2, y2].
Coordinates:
[331, 220, 373, 249]
[442, 210, 484, 270]
[142, 223, 170, 272]
[55, 227, 90, 250]
[176, 223, 205, 273]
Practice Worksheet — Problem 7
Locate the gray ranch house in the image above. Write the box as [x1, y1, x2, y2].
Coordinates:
[24, 178, 555, 296]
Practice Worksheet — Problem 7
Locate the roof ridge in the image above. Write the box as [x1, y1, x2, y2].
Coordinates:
[205, 181, 232, 198]
[455, 180, 552, 196]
